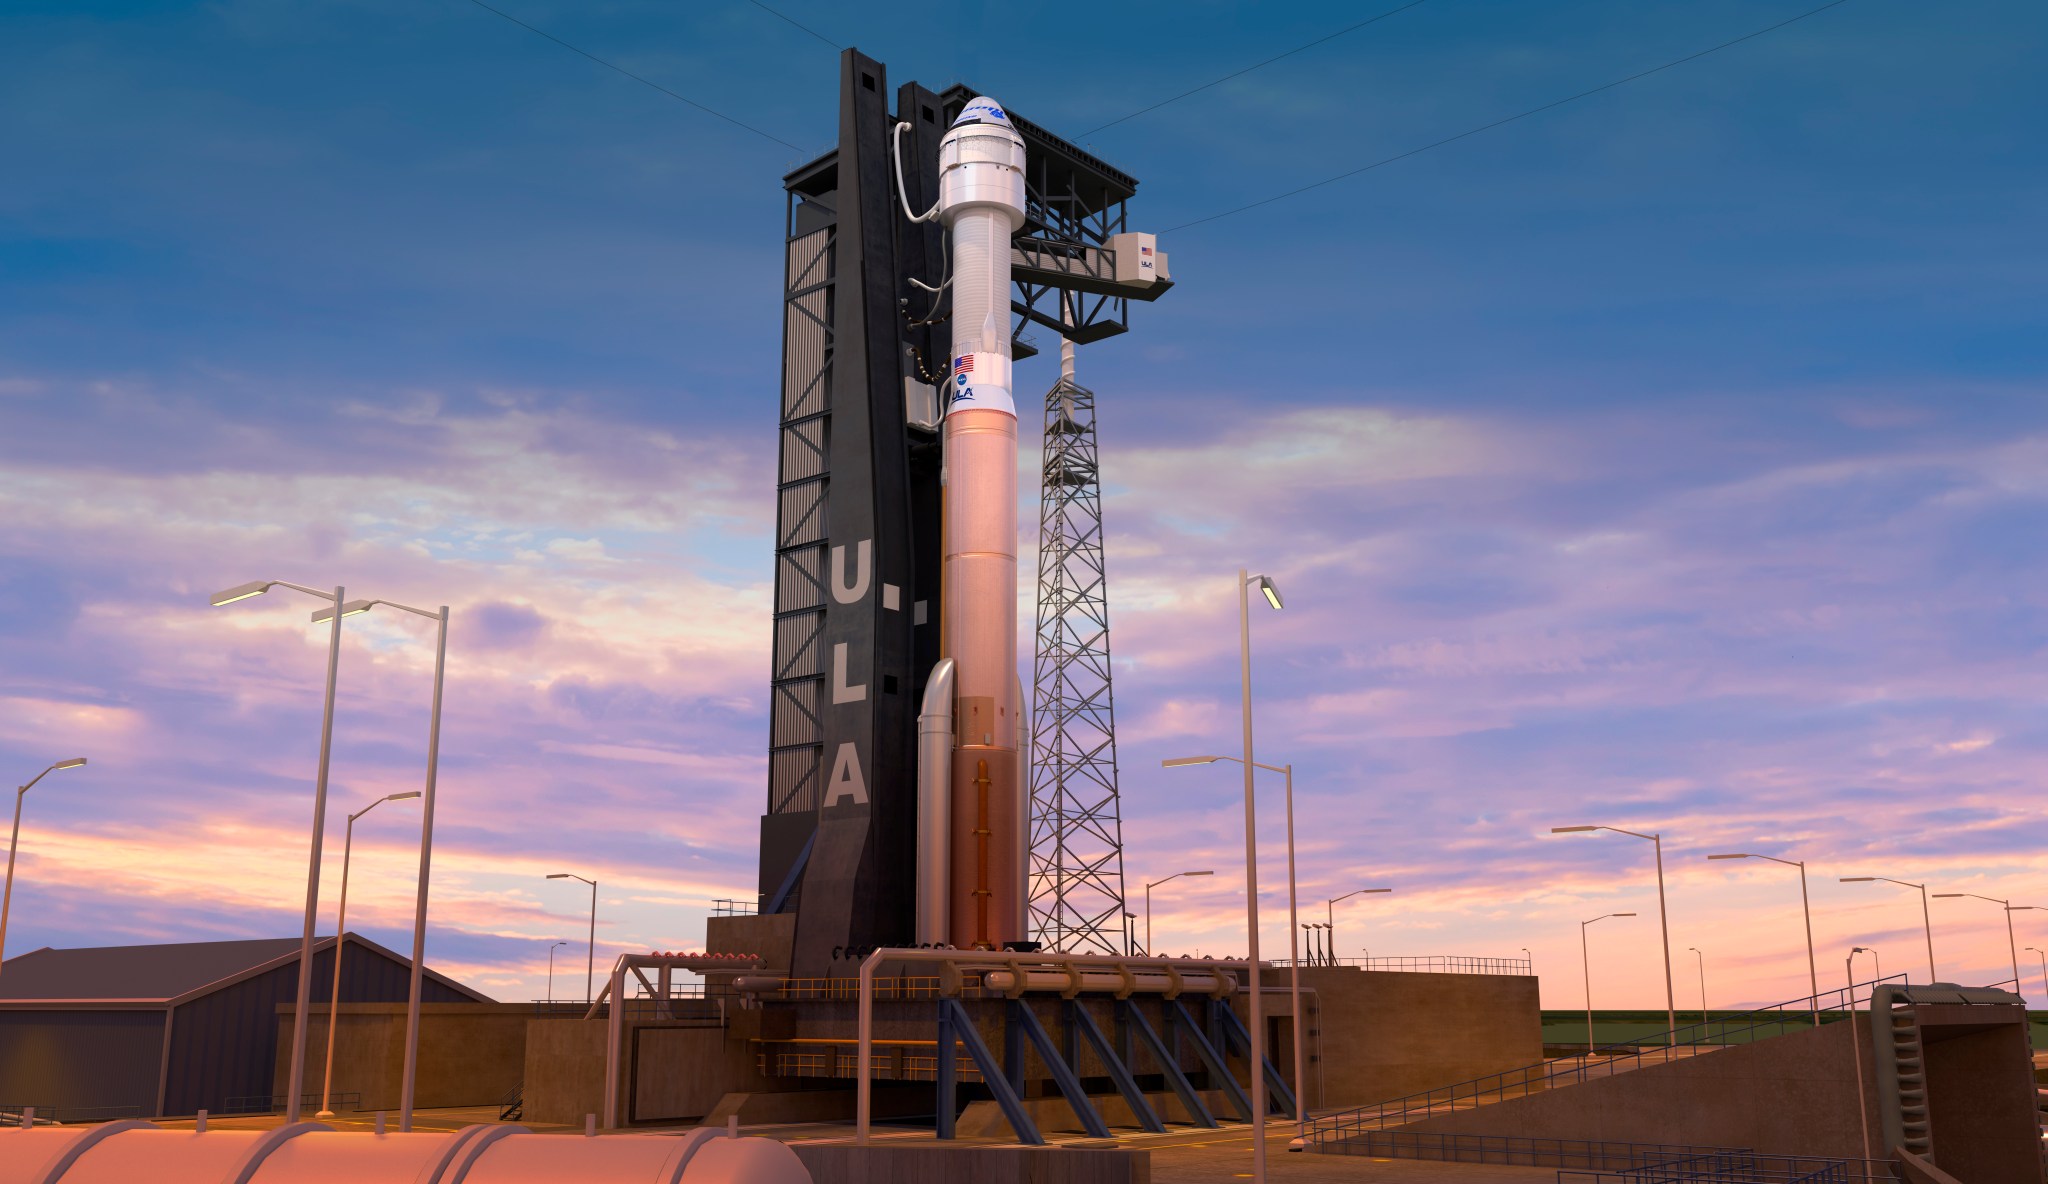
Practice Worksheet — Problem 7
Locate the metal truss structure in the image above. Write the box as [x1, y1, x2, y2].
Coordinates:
[1027, 360, 1131, 954]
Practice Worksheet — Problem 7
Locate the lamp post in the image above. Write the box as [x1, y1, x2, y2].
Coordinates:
[2027, 946, 2048, 1001]
[1140, 870, 1213, 956]
[1846, 947, 1873, 1159]
[1581, 913, 1636, 1053]
[549, 873, 599, 1002]
[317, 791, 420, 1118]
[1687, 947, 1706, 1018]
[1932, 893, 2022, 997]
[1707, 852, 1820, 1020]
[1327, 888, 1394, 957]
[312, 596, 450, 1131]
[547, 941, 569, 1005]
[0, 758, 87, 978]
[211, 578, 347, 1123]
[1166, 750, 1314, 1132]
[1839, 877, 1935, 983]
[1195, 568, 1282, 1180]
[1555, 826, 1677, 1044]
[1520, 948, 1533, 975]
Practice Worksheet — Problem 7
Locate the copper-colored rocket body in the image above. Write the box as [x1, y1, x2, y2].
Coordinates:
[944, 406, 1021, 950]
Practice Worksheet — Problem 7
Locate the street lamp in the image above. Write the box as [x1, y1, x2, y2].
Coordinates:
[1327, 888, 1394, 955]
[1707, 852, 1819, 1020]
[2027, 946, 2048, 1002]
[1846, 948, 1874, 1159]
[549, 874, 599, 1003]
[1234, 568, 1282, 1180]
[1581, 913, 1636, 1054]
[317, 791, 420, 1119]
[212, 578, 348, 1124]
[1554, 826, 1676, 1044]
[1140, 869, 1213, 956]
[1839, 877, 1935, 983]
[547, 941, 570, 1005]
[1932, 893, 2022, 998]
[311, 596, 450, 1131]
[0, 758, 87, 978]
[1687, 947, 1706, 1017]
[1165, 751, 1314, 1133]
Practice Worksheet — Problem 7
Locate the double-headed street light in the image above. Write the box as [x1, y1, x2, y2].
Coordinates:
[312, 595, 452, 1131]
[549, 873, 599, 1003]
[1165, 752, 1311, 1132]
[212, 578, 347, 1124]
[1140, 869, 1213, 956]
[0, 758, 87, 978]
[317, 791, 420, 1119]
[1159, 568, 1283, 1180]
[1931, 893, 2024, 998]
[1581, 912, 1636, 1053]
[1707, 852, 1819, 1020]
[1839, 877, 1935, 982]
[1554, 825, 1676, 1044]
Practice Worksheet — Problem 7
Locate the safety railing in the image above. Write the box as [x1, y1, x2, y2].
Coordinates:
[0, 1103, 145, 1125]
[758, 1041, 981, 1082]
[1309, 975, 1908, 1146]
[1315, 1131, 1760, 1170]
[218, 1091, 361, 1116]
[1274, 955, 1533, 975]
[1557, 1151, 1898, 1182]
[772, 975, 961, 1001]
[711, 898, 757, 916]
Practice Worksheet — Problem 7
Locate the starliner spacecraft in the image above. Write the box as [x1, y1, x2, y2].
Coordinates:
[758, 52, 1170, 974]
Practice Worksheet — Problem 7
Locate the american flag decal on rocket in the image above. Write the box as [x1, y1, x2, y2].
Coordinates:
[955, 355, 973, 374]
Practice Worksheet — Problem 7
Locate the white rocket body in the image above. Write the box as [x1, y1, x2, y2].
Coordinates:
[914, 97, 1029, 950]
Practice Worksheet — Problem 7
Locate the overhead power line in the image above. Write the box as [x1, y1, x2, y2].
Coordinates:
[1082, 0, 1435, 137]
[747, 0, 843, 50]
[460, 0, 805, 152]
[1165, 0, 1857, 233]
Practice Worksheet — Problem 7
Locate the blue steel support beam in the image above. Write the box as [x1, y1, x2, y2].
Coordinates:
[1069, 1000, 1165, 1133]
[1118, 999, 1217, 1128]
[1167, 999, 1254, 1121]
[1209, 995, 1298, 1119]
[941, 998, 1043, 1145]
[1010, 1000, 1112, 1138]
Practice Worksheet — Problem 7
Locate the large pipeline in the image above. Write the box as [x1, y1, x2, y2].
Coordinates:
[0, 1123, 810, 1184]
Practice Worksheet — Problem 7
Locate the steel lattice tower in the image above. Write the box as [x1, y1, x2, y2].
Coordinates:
[1028, 345, 1131, 954]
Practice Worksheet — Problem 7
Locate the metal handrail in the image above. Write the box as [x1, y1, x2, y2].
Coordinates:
[1273, 955, 1533, 975]
[1309, 974, 1909, 1146]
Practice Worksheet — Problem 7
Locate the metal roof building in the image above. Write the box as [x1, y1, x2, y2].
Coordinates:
[0, 934, 490, 1121]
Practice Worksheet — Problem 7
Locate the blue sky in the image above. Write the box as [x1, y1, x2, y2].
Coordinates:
[1, 0, 2044, 1009]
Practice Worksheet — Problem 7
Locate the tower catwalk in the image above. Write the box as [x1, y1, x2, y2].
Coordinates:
[1027, 344, 1131, 955]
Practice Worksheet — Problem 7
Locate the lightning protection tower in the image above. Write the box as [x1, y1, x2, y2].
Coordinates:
[1027, 341, 1131, 954]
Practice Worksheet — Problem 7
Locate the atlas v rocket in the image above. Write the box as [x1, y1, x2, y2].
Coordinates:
[916, 97, 1030, 951]
[760, 53, 1166, 972]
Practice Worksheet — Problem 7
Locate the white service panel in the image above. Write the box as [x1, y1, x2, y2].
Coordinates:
[1109, 232, 1161, 285]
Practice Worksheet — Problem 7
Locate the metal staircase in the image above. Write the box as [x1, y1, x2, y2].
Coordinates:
[1870, 985, 1934, 1162]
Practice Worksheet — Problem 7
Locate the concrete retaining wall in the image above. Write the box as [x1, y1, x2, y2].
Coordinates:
[789, 1143, 1147, 1184]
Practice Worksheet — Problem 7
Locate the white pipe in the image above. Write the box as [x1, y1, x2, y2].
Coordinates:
[916, 659, 957, 946]
[1013, 672, 1030, 944]
[982, 968, 1236, 995]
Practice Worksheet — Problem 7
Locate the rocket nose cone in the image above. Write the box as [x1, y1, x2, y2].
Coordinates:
[953, 96, 1014, 128]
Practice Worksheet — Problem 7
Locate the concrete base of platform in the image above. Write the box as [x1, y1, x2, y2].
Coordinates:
[954, 1089, 1244, 1139]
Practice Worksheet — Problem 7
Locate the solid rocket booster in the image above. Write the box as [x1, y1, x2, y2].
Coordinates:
[935, 96, 1027, 950]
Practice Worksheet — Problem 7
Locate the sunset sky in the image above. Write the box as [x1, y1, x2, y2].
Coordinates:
[2, 0, 2043, 1011]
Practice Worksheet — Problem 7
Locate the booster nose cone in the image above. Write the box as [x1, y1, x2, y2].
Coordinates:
[954, 95, 1014, 128]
